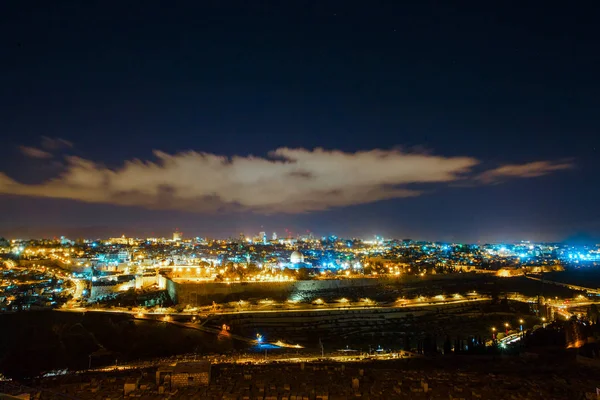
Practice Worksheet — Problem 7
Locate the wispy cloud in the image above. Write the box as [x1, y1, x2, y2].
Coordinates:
[41, 136, 73, 150]
[18, 137, 74, 159]
[477, 160, 575, 183]
[0, 148, 574, 213]
[18, 146, 53, 159]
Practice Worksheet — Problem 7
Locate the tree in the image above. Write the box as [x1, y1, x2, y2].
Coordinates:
[403, 334, 411, 351]
[246, 263, 260, 275]
[443, 335, 452, 354]
[297, 267, 311, 280]
[588, 304, 599, 324]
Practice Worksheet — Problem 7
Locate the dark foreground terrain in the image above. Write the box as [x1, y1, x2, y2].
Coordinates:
[2, 355, 599, 399]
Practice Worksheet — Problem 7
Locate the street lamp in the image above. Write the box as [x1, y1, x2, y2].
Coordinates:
[519, 319, 524, 332]
[541, 317, 547, 328]
[504, 322, 509, 335]
[491, 327, 496, 340]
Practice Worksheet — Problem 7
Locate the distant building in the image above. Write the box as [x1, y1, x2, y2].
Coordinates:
[272, 232, 277, 241]
[290, 251, 305, 264]
[281, 250, 312, 269]
[156, 361, 211, 389]
[173, 231, 182, 241]
[60, 236, 74, 246]
[109, 235, 133, 245]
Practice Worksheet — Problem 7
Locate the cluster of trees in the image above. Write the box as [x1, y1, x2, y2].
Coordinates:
[215, 262, 261, 281]
[402, 334, 487, 355]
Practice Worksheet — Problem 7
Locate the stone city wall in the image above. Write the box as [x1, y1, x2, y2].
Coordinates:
[135, 274, 159, 289]
[166, 272, 490, 306]
[167, 277, 397, 305]
[90, 279, 135, 301]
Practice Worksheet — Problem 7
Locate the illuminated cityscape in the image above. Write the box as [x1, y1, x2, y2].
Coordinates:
[2, 232, 591, 312]
[2, 0, 600, 398]
[2, 231, 600, 397]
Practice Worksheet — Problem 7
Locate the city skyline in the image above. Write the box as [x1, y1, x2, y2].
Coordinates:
[1, 2, 599, 242]
[2, 229, 597, 246]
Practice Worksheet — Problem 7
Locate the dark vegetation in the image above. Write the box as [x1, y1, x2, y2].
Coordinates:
[0, 311, 236, 380]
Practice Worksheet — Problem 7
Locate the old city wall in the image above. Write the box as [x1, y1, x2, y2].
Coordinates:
[168, 277, 395, 306]
[167, 273, 487, 306]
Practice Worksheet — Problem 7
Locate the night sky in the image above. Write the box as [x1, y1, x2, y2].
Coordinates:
[1, 1, 599, 243]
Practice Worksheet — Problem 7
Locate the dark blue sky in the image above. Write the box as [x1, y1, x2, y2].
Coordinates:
[1, 1, 599, 242]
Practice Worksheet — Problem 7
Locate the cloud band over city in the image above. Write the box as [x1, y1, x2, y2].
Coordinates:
[0, 146, 574, 213]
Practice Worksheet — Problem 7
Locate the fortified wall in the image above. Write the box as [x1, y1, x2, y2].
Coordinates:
[167, 277, 394, 306]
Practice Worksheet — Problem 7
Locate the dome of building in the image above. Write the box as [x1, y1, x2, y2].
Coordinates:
[290, 251, 304, 264]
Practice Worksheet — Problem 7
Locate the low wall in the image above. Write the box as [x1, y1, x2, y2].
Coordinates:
[90, 279, 135, 301]
[19, 259, 91, 274]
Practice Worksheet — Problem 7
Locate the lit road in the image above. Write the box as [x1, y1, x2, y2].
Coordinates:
[525, 275, 600, 295]
[55, 290, 600, 352]
[58, 296, 492, 348]
[20, 262, 86, 306]
[74, 351, 422, 376]
[59, 296, 491, 318]
[197, 296, 491, 317]
[499, 332, 524, 346]
[71, 277, 85, 300]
